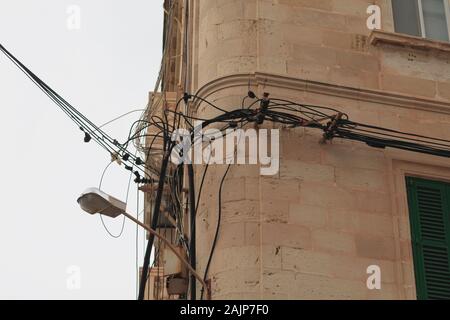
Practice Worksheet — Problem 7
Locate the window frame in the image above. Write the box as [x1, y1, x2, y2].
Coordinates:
[392, 0, 450, 42]
[444, 0, 450, 39]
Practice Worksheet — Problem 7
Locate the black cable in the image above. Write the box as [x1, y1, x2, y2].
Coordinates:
[335, 128, 450, 158]
[200, 164, 231, 300]
[344, 125, 450, 149]
[138, 151, 172, 300]
[0, 43, 155, 179]
[195, 164, 209, 215]
[341, 119, 450, 144]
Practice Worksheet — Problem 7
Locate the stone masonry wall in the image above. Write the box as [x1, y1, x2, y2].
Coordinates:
[191, 0, 450, 299]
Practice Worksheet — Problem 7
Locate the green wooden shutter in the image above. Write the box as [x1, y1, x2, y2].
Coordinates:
[406, 177, 450, 300]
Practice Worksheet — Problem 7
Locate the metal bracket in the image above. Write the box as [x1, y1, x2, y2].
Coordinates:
[320, 112, 343, 144]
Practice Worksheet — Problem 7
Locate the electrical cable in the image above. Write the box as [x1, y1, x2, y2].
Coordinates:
[200, 163, 231, 300]
[98, 160, 126, 238]
[96, 109, 146, 131]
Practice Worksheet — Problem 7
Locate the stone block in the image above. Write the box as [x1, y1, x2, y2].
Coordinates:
[312, 229, 356, 254]
[289, 203, 328, 229]
[335, 167, 387, 191]
[281, 247, 334, 276]
[245, 222, 260, 246]
[262, 245, 282, 269]
[211, 268, 261, 297]
[261, 199, 290, 223]
[300, 182, 356, 210]
[216, 222, 245, 249]
[381, 73, 437, 98]
[222, 200, 259, 223]
[355, 234, 396, 260]
[280, 160, 335, 183]
[260, 178, 301, 202]
[262, 223, 312, 249]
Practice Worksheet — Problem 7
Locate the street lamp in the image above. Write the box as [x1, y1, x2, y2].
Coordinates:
[77, 187, 210, 300]
[77, 188, 126, 218]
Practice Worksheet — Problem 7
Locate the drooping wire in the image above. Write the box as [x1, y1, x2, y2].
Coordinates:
[97, 161, 126, 238]
[200, 163, 231, 300]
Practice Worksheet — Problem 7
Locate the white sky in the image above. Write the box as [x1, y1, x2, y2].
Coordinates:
[0, 0, 164, 299]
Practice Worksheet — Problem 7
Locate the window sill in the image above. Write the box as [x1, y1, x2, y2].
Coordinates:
[369, 30, 450, 53]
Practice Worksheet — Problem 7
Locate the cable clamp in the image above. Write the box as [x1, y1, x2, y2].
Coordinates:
[320, 112, 343, 144]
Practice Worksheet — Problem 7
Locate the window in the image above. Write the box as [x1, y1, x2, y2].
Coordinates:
[392, 0, 450, 42]
[406, 177, 450, 299]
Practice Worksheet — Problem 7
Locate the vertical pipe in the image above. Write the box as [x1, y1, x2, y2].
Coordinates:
[188, 163, 196, 300]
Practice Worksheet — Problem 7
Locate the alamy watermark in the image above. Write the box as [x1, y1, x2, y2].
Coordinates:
[66, 5, 81, 31]
[366, 265, 381, 290]
[171, 121, 280, 176]
[366, 5, 381, 30]
[66, 265, 81, 290]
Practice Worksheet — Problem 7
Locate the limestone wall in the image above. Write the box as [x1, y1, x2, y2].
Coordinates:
[190, 0, 450, 299]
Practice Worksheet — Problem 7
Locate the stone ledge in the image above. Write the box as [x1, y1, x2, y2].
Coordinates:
[369, 30, 450, 53]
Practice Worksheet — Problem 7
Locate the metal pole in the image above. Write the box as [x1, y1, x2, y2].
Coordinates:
[187, 163, 196, 300]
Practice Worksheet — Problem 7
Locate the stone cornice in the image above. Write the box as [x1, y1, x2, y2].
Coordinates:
[193, 72, 450, 114]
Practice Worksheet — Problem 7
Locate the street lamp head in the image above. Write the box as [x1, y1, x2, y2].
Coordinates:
[77, 187, 127, 218]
